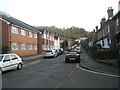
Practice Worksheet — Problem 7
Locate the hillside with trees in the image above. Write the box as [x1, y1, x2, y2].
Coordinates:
[35, 26, 88, 39]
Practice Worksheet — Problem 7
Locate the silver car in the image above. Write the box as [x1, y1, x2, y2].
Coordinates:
[44, 50, 57, 58]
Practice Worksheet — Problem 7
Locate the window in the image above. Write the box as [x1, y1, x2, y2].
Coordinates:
[12, 42, 18, 50]
[34, 33, 37, 38]
[50, 36, 52, 40]
[11, 54, 18, 60]
[21, 43, 26, 50]
[28, 31, 32, 37]
[107, 24, 110, 32]
[0, 55, 3, 61]
[28, 44, 32, 50]
[3, 55, 10, 62]
[34, 45, 37, 50]
[107, 39, 111, 46]
[12, 26, 18, 34]
[51, 36, 54, 41]
[102, 40, 104, 46]
[116, 18, 119, 26]
[21, 29, 26, 36]
[47, 35, 49, 40]
[43, 34, 46, 39]
[42, 45, 47, 50]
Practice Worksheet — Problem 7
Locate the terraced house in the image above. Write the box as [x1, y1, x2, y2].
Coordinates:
[0, 13, 42, 56]
[96, 7, 116, 49]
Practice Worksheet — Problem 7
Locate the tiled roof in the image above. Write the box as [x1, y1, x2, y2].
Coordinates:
[1, 14, 41, 33]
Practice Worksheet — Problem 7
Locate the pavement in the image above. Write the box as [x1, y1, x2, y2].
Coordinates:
[21, 54, 43, 65]
[80, 48, 120, 75]
[21, 50, 120, 75]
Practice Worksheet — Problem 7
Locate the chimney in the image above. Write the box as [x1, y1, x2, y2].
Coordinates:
[118, 1, 120, 11]
[100, 17, 106, 27]
[107, 7, 114, 18]
[95, 26, 98, 32]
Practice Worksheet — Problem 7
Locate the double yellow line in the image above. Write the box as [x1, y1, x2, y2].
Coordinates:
[76, 63, 120, 78]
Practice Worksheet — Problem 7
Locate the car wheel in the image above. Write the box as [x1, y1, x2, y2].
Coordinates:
[17, 63, 22, 70]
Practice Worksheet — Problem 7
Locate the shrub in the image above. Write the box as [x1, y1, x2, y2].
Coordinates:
[91, 48, 118, 60]
[2, 45, 9, 54]
[85, 44, 118, 60]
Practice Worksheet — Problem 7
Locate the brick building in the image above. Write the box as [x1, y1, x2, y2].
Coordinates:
[96, 7, 116, 49]
[39, 29, 55, 54]
[0, 14, 42, 56]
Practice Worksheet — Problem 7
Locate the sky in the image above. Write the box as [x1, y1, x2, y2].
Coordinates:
[0, 0, 119, 31]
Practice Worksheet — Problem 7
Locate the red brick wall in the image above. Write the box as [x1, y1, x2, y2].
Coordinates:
[38, 34, 42, 54]
[1, 20, 9, 47]
[9, 25, 38, 56]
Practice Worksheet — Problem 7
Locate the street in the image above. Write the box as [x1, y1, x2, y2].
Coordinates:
[2, 54, 119, 88]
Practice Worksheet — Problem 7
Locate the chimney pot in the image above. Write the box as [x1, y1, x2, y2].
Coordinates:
[107, 7, 114, 18]
[95, 26, 98, 32]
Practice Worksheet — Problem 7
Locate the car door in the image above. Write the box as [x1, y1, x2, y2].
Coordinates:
[10, 54, 19, 68]
[1, 55, 12, 71]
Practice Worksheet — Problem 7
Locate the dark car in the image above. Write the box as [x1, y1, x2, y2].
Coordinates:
[65, 51, 80, 63]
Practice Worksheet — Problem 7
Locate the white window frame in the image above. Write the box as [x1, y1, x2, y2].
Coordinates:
[107, 24, 110, 32]
[42, 44, 47, 50]
[34, 45, 37, 50]
[47, 34, 49, 40]
[21, 43, 26, 50]
[43, 34, 46, 39]
[12, 42, 18, 50]
[12, 26, 18, 34]
[28, 44, 32, 50]
[116, 18, 119, 26]
[21, 29, 26, 36]
[34, 33, 37, 38]
[28, 31, 32, 37]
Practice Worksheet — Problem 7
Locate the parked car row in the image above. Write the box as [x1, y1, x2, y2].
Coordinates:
[43, 48, 64, 58]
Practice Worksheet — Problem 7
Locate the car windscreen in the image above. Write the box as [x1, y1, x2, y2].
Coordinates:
[0, 55, 3, 61]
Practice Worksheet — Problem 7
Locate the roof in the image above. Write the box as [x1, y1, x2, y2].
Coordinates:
[112, 11, 120, 20]
[1, 14, 42, 33]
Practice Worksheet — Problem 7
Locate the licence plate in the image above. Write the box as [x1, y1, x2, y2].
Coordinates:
[70, 58, 75, 60]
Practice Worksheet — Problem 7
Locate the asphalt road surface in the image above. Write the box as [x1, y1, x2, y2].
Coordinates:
[2, 54, 119, 88]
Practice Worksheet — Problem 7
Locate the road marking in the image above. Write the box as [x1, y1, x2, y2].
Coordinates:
[68, 67, 76, 77]
[56, 83, 63, 88]
[76, 63, 120, 78]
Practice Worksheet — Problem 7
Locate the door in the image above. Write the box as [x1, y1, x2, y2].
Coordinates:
[1, 55, 12, 71]
[10, 54, 19, 68]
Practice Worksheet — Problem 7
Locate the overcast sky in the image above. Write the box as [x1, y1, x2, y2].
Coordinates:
[0, 0, 119, 31]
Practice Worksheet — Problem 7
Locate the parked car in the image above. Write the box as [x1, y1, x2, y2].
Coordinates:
[71, 47, 81, 54]
[54, 49, 60, 56]
[59, 48, 65, 55]
[44, 50, 57, 58]
[65, 51, 80, 63]
[0, 53, 23, 73]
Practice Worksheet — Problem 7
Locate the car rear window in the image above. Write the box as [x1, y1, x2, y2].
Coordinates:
[45, 50, 52, 53]
[0, 55, 3, 61]
[68, 52, 77, 54]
